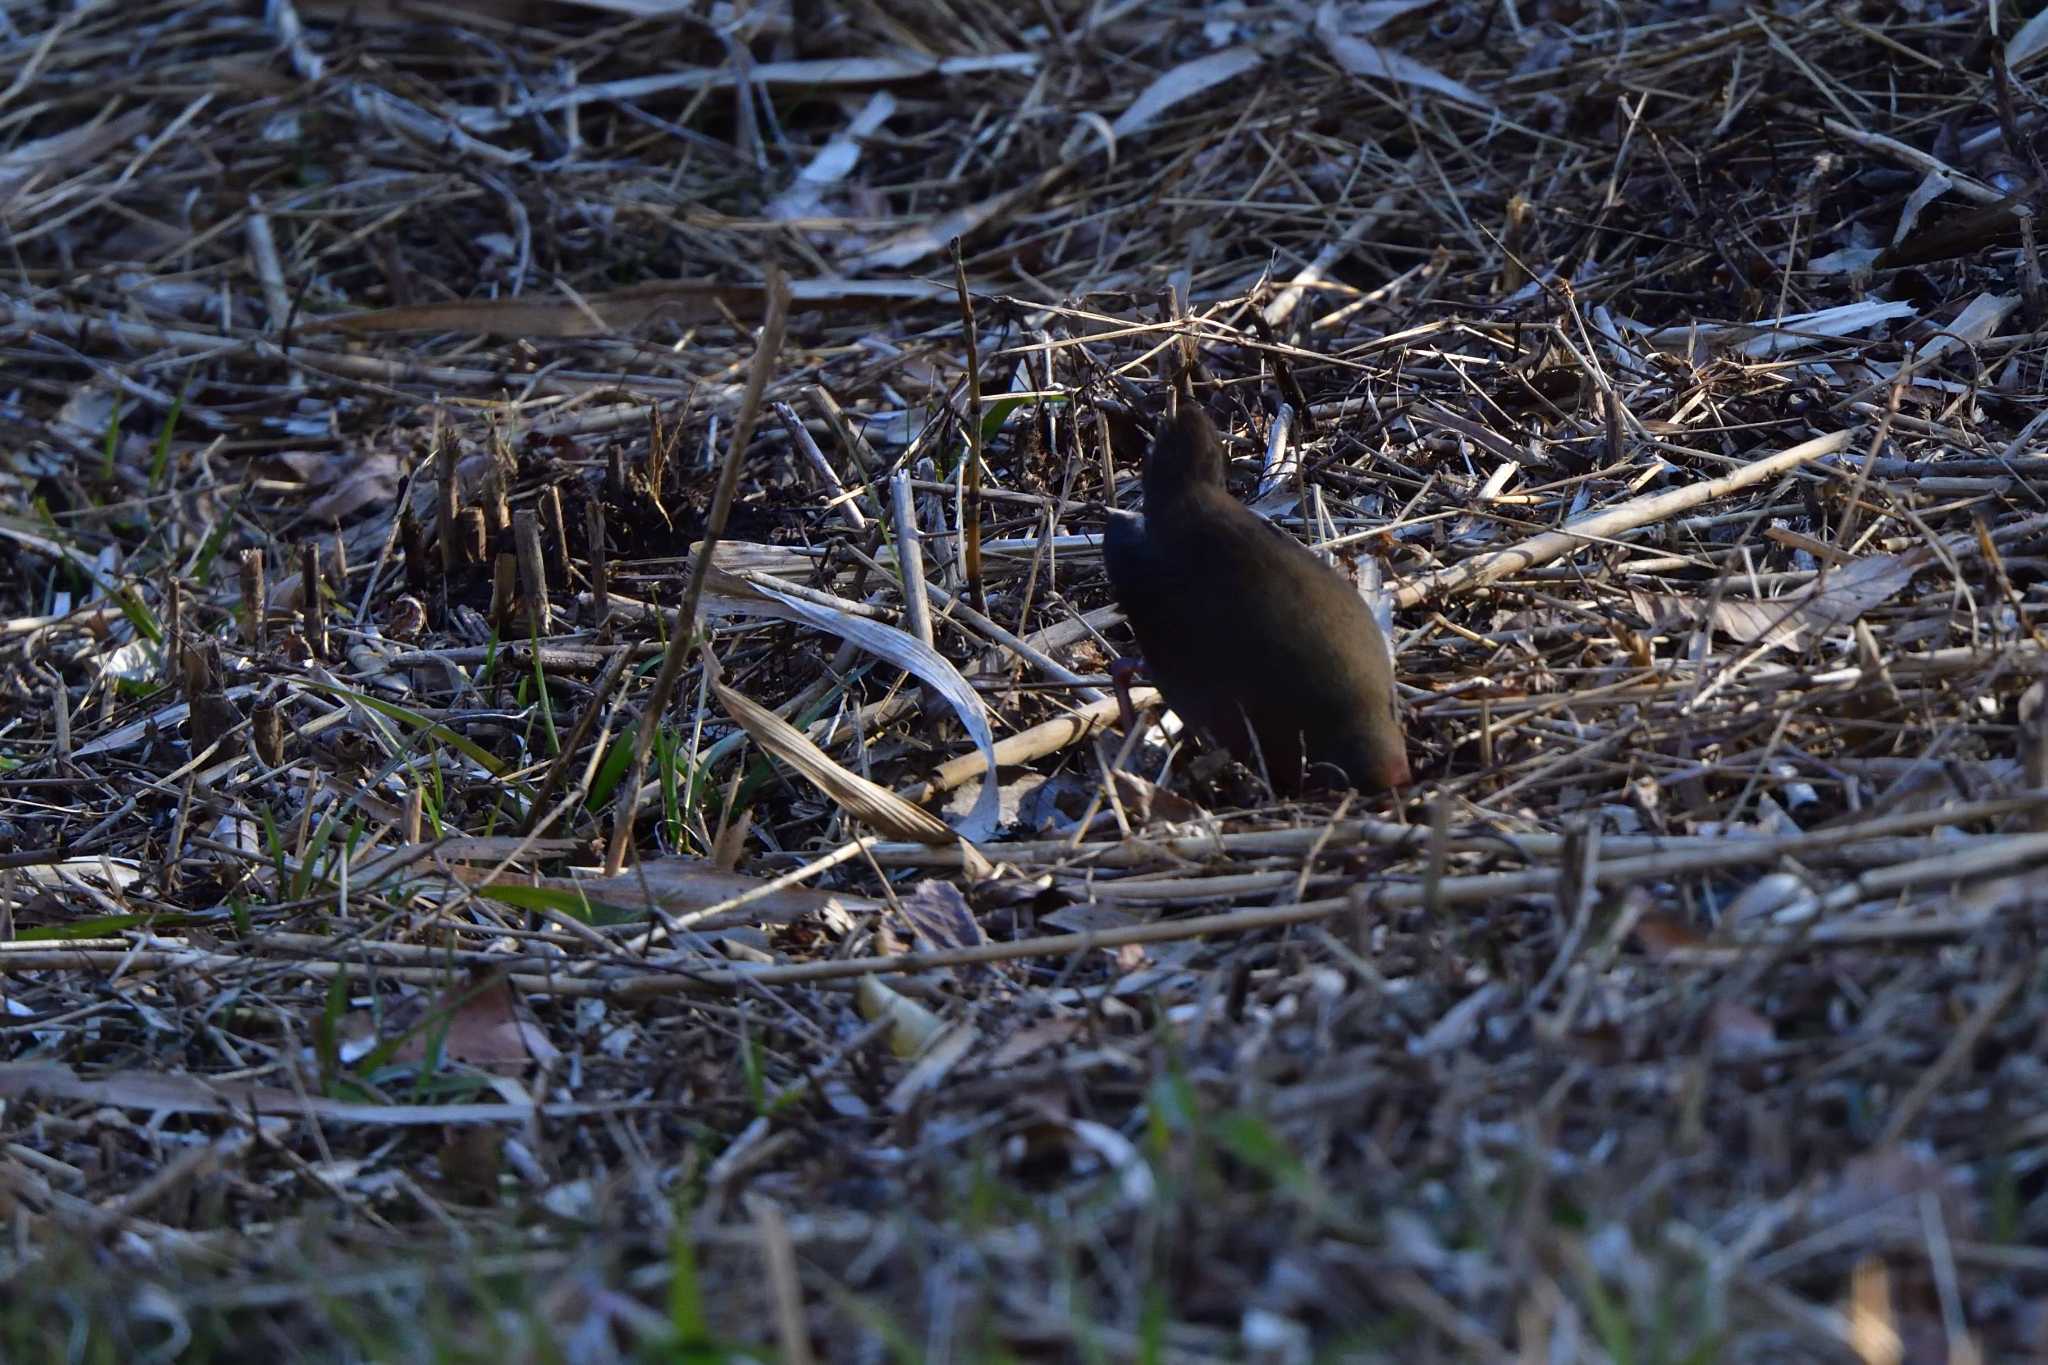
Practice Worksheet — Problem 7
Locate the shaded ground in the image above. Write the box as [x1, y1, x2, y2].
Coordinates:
[2, 1, 2048, 1360]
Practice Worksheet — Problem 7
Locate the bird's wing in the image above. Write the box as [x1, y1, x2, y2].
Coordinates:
[1103, 510, 1159, 609]
[1194, 500, 1385, 679]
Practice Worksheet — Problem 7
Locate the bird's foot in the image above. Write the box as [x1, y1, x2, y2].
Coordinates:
[1109, 656, 1147, 734]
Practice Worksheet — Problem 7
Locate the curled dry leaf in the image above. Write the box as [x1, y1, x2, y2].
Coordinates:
[0, 110, 153, 210]
[1626, 300, 1916, 358]
[1914, 291, 2018, 367]
[843, 192, 1022, 273]
[700, 559, 1001, 840]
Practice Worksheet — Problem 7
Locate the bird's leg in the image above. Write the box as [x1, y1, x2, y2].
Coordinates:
[1109, 655, 1147, 735]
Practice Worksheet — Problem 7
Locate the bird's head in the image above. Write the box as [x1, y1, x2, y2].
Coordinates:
[1143, 401, 1228, 503]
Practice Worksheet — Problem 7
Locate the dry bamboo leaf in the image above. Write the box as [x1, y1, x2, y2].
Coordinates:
[0, 1062, 622, 1126]
[303, 451, 404, 524]
[1107, 769, 1206, 825]
[1807, 244, 1883, 275]
[324, 278, 954, 338]
[886, 1018, 979, 1112]
[843, 192, 1023, 273]
[1631, 550, 1921, 650]
[0, 110, 151, 210]
[561, 0, 705, 12]
[1878, 195, 2033, 270]
[710, 808, 750, 872]
[1315, 4, 1494, 112]
[767, 92, 895, 222]
[1040, 904, 1141, 934]
[1729, 301, 1917, 358]
[1628, 301, 1915, 358]
[456, 54, 1039, 131]
[475, 858, 881, 930]
[1109, 46, 1265, 140]
[73, 686, 261, 758]
[703, 542, 830, 580]
[2010, 9, 2048, 67]
[298, 0, 544, 21]
[710, 664, 955, 845]
[1891, 168, 1954, 247]
[984, 1017, 1089, 1069]
[1916, 291, 2019, 366]
[701, 561, 1001, 840]
[1065, 1120, 1156, 1205]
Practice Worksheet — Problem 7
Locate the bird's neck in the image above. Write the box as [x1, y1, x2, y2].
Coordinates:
[1143, 469, 1229, 514]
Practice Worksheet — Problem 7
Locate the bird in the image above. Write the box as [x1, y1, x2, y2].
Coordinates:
[1103, 399, 1411, 794]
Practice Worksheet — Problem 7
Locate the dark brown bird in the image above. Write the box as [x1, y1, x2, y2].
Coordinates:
[1104, 401, 1410, 793]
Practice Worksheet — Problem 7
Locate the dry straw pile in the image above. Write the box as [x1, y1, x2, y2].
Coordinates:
[2, 0, 2046, 1359]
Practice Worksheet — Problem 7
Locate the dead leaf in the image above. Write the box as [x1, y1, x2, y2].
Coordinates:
[1810, 1146, 1974, 1236]
[1041, 904, 1142, 935]
[0, 1061, 614, 1126]
[983, 1017, 1088, 1070]
[1631, 551, 1921, 651]
[437, 1125, 504, 1204]
[710, 807, 751, 872]
[0, 110, 153, 210]
[767, 91, 896, 222]
[1631, 913, 1706, 956]
[1110, 46, 1266, 141]
[1108, 768, 1205, 825]
[1705, 999, 1776, 1058]
[1915, 291, 2019, 367]
[843, 191, 1024, 273]
[710, 658, 955, 844]
[700, 564, 1001, 839]
[2013, 8, 2048, 67]
[897, 880, 986, 954]
[491, 858, 880, 932]
[1316, 4, 1495, 111]
[304, 452, 404, 524]
[393, 968, 557, 1074]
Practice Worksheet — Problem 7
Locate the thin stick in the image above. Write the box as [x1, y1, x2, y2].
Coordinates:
[889, 470, 934, 649]
[953, 238, 987, 615]
[604, 273, 790, 876]
[1394, 428, 1857, 608]
[512, 508, 550, 632]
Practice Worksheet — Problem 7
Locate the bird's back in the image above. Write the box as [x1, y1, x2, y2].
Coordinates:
[1123, 483, 1408, 790]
